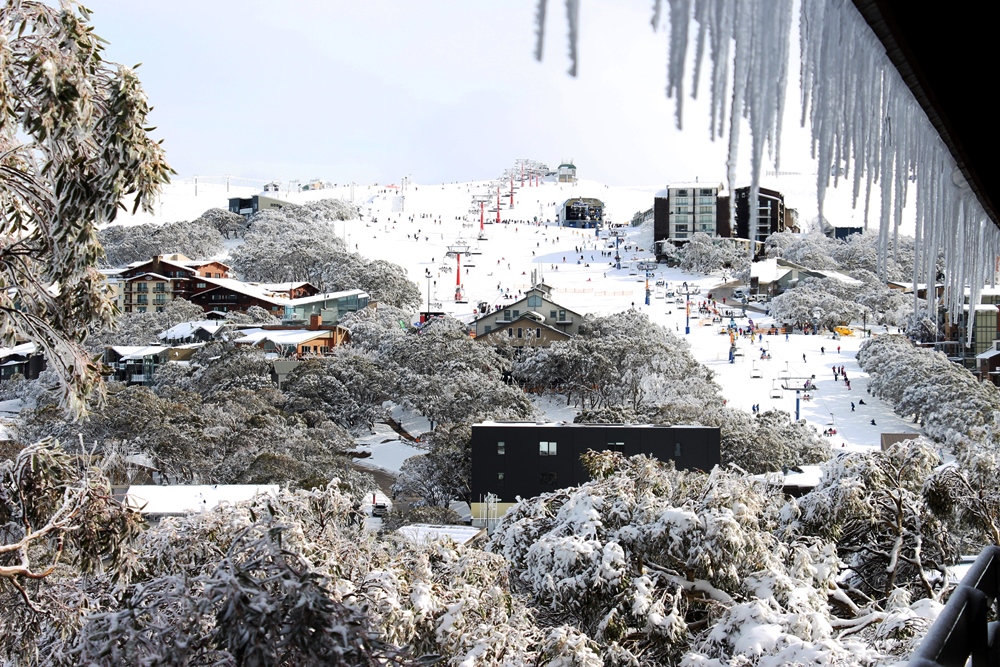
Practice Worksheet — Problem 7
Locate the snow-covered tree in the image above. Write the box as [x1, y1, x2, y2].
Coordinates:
[194, 206, 247, 239]
[679, 233, 746, 275]
[514, 310, 719, 413]
[0, 441, 141, 603]
[787, 440, 957, 604]
[283, 349, 396, 434]
[857, 334, 1000, 444]
[0, 1, 171, 417]
[98, 219, 224, 267]
[87, 298, 206, 351]
[768, 277, 862, 330]
[489, 451, 913, 665]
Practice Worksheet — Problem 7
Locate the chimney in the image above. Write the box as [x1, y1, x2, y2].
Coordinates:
[308, 314, 321, 330]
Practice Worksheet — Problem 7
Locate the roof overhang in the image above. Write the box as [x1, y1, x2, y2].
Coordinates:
[852, 0, 998, 228]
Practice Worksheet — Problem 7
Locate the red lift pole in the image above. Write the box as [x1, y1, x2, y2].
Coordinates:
[509, 174, 514, 208]
[496, 187, 501, 224]
[520, 162, 524, 187]
[479, 200, 485, 231]
[455, 252, 462, 301]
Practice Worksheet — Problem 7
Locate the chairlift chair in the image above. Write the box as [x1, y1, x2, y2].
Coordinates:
[750, 361, 763, 378]
[770, 380, 783, 398]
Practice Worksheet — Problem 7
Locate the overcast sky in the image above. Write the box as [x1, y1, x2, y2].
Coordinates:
[84, 1, 820, 189]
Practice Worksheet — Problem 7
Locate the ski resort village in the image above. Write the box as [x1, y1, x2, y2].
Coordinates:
[0, 2, 996, 666]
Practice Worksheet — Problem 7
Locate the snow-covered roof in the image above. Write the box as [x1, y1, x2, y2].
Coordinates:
[158, 320, 227, 340]
[806, 269, 863, 286]
[666, 182, 721, 191]
[124, 484, 279, 515]
[234, 329, 334, 346]
[110, 345, 169, 360]
[258, 281, 313, 292]
[396, 523, 486, 546]
[961, 304, 999, 312]
[750, 258, 792, 284]
[0, 342, 37, 358]
[200, 278, 290, 306]
[976, 348, 1000, 360]
[287, 289, 369, 307]
[125, 272, 173, 282]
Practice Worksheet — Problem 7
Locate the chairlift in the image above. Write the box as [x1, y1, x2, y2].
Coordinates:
[750, 361, 763, 378]
[770, 380, 784, 399]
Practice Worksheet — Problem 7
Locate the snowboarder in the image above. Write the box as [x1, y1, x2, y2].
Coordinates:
[821, 346, 825, 354]
[851, 402, 855, 412]
[871, 419, 877, 426]
[859, 399, 866, 405]
[803, 354, 807, 363]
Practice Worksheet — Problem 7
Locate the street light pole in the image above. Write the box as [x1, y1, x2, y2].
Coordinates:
[683, 281, 691, 335]
[425, 269, 432, 319]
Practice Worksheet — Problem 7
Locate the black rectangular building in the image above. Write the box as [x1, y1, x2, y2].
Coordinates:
[471, 422, 721, 503]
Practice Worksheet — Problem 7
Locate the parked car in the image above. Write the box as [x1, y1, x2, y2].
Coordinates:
[732, 289, 746, 300]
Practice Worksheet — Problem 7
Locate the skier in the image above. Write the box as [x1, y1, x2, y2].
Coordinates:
[803, 353, 807, 363]
[851, 402, 855, 412]
[821, 346, 825, 354]
[871, 419, 877, 426]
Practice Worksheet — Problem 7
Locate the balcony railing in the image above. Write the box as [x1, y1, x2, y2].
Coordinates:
[910, 545, 1000, 667]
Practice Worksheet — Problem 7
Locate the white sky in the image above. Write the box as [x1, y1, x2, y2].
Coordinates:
[84, 1, 824, 191]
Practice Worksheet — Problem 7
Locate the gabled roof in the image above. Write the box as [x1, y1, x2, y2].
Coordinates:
[196, 278, 290, 306]
[125, 272, 173, 282]
[158, 320, 228, 340]
[0, 342, 37, 359]
[477, 315, 572, 341]
[470, 291, 578, 327]
[109, 345, 169, 360]
[234, 329, 340, 347]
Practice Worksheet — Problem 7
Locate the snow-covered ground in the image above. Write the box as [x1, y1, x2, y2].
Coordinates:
[112, 174, 922, 471]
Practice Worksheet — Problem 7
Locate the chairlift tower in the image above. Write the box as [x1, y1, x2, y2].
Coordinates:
[446, 239, 472, 304]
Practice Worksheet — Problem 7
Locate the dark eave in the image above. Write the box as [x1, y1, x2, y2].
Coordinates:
[852, 0, 998, 228]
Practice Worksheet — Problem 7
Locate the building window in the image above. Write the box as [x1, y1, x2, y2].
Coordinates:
[536, 328, 542, 338]
[674, 442, 682, 457]
[550, 310, 557, 319]
[484, 325, 492, 333]
[507, 328, 513, 337]
[214, 273, 221, 278]
[196, 282, 206, 288]
[497, 472, 505, 487]
[558, 310, 566, 321]
[608, 442, 624, 452]
[137, 306, 146, 313]
[517, 327, 523, 338]
[539, 441, 557, 456]
[540, 472, 557, 485]
[136, 283, 148, 293]
[512, 310, 520, 318]
[503, 309, 511, 320]
[497, 441, 505, 455]
[527, 294, 542, 307]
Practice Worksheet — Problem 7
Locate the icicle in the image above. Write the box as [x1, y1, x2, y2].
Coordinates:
[665, 0, 693, 129]
[565, 0, 580, 77]
[530, 0, 998, 327]
[533, 0, 548, 61]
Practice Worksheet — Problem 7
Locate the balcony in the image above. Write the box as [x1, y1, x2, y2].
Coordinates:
[555, 317, 574, 325]
[910, 546, 1000, 667]
[130, 374, 150, 384]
